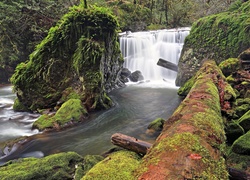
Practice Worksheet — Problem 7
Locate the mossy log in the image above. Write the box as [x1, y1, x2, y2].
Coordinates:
[135, 60, 229, 179]
[111, 133, 152, 155]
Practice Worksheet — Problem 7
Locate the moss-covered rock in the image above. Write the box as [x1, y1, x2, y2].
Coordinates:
[232, 130, 250, 155]
[226, 150, 250, 173]
[32, 99, 88, 131]
[238, 110, 250, 132]
[176, 1, 250, 86]
[234, 104, 250, 118]
[147, 118, 165, 132]
[11, 4, 123, 112]
[219, 58, 241, 77]
[81, 150, 141, 180]
[225, 122, 245, 144]
[0, 151, 83, 180]
[74, 155, 104, 180]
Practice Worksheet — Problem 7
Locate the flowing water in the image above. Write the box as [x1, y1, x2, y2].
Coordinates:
[0, 28, 189, 165]
[120, 27, 190, 81]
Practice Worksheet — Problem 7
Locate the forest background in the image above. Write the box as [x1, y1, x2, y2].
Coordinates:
[0, 0, 241, 82]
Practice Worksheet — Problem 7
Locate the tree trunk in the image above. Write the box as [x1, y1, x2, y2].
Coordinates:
[135, 60, 230, 179]
[111, 133, 152, 155]
[157, 58, 178, 72]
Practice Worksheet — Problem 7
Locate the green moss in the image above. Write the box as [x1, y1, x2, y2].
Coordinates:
[74, 155, 104, 180]
[0, 152, 83, 180]
[186, 3, 250, 62]
[177, 75, 195, 96]
[219, 58, 241, 76]
[226, 149, 250, 173]
[235, 104, 250, 117]
[12, 98, 29, 112]
[226, 122, 245, 144]
[147, 118, 165, 132]
[33, 99, 88, 131]
[232, 130, 250, 155]
[238, 110, 250, 132]
[10, 4, 121, 112]
[82, 150, 141, 180]
[60, 87, 82, 103]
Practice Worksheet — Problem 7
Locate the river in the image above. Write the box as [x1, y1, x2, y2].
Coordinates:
[0, 83, 181, 164]
[0, 28, 189, 164]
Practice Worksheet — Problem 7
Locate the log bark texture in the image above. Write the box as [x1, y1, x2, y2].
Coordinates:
[111, 133, 152, 155]
[135, 60, 232, 179]
[157, 58, 178, 72]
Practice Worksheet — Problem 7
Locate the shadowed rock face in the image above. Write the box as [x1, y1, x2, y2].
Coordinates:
[10, 5, 123, 112]
[176, 1, 250, 87]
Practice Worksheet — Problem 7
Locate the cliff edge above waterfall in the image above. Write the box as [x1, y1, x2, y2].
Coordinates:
[176, 1, 250, 87]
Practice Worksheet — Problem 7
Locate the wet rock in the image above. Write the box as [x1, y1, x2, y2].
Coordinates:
[129, 70, 144, 82]
[119, 68, 131, 83]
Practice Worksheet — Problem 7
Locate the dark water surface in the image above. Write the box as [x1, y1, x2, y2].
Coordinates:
[0, 83, 181, 164]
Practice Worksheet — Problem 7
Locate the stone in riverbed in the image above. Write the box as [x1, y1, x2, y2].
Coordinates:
[129, 70, 144, 82]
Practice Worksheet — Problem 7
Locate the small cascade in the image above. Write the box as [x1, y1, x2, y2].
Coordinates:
[119, 28, 190, 83]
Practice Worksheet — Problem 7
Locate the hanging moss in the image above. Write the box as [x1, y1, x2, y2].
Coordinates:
[10, 4, 122, 112]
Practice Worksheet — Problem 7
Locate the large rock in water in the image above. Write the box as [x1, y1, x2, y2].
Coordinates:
[10, 5, 123, 112]
[176, 1, 250, 86]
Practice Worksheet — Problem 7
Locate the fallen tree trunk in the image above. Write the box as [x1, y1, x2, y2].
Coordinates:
[111, 133, 152, 155]
[134, 60, 233, 179]
[157, 58, 178, 72]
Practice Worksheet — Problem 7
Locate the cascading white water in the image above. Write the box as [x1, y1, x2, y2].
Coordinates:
[119, 28, 190, 83]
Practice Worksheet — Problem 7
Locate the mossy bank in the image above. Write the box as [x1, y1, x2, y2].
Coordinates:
[176, 1, 250, 86]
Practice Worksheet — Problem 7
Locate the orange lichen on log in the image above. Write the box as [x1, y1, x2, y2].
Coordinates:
[135, 60, 229, 180]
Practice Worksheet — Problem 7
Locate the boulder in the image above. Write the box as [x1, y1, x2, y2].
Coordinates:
[32, 99, 88, 131]
[10, 5, 123, 112]
[129, 70, 144, 82]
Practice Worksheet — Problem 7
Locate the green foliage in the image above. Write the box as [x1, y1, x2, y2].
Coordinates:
[0, 151, 83, 180]
[0, 0, 78, 69]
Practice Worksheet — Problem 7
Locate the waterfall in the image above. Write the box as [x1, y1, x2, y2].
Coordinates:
[119, 28, 190, 83]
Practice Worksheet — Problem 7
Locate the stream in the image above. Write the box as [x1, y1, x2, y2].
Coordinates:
[0, 83, 181, 164]
[0, 28, 189, 165]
